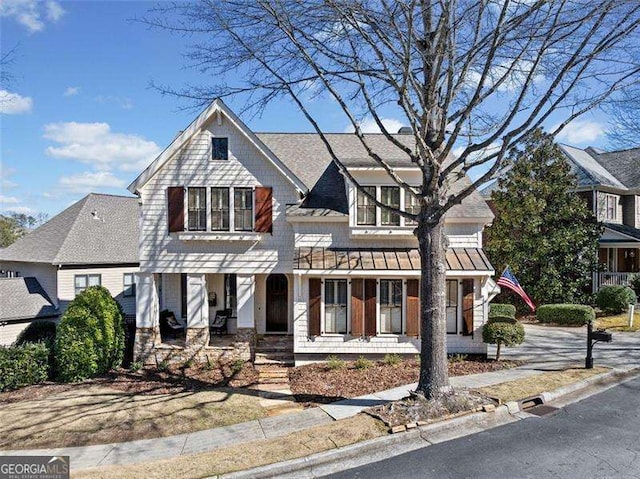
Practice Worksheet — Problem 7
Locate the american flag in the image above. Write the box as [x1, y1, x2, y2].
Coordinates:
[496, 266, 536, 312]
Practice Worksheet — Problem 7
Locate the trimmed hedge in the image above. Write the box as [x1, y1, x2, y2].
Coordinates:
[487, 315, 517, 325]
[482, 322, 525, 360]
[537, 304, 595, 326]
[0, 343, 49, 391]
[489, 303, 516, 319]
[15, 320, 57, 378]
[596, 285, 637, 314]
[55, 286, 125, 382]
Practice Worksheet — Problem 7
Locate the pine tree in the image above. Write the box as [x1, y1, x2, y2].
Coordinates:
[485, 130, 602, 307]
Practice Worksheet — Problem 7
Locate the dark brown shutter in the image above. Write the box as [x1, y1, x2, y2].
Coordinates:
[308, 278, 321, 336]
[406, 279, 420, 337]
[364, 278, 377, 337]
[462, 279, 474, 336]
[254, 186, 273, 233]
[351, 279, 364, 337]
[167, 186, 184, 233]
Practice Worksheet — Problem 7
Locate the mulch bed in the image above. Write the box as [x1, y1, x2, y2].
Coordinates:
[0, 360, 259, 403]
[289, 356, 523, 406]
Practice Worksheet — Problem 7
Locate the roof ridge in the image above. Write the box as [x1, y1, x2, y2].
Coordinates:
[52, 194, 92, 265]
[559, 145, 600, 186]
[86, 192, 138, 199]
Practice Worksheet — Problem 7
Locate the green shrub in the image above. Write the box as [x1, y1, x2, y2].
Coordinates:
[230, 359, 245, 374]
[326, 355, 345, 370]
[383, 353, 402, 366]
[487, 315, 518, 325]
[55, 286, 125, 382]
[354, 356, 373, 370]
[14, 320, 57, 377]
[489, 303, 516, 319]
[129, 360, 143, 372]
[482, 322, 525, 360]
[0, 343, 50, 391]
[158, 360, 170, 372]
[596, 286, 637, 314]
[449, 353, 468, 363]
[627, 274, 640, 298]
[536, 304, 595, 326]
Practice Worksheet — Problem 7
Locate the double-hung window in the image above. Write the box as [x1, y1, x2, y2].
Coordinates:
[234, 188, 253, 231]
[380, 279, 402, 333]
[75, 274, 101, 296]
[605, 195, 617, 220]
[211, 187, 230, 231]
[405, 190, 420, 226]
[446, 280, 458, 334]
[380, 186, 400, 226]
[123, 273, 136, 297]
[324, 279, 347, 333]
[188, 187, 207, 231]
[356, 186, 376, 225]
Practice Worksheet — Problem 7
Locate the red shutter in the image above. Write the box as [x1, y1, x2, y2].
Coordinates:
[254, 186, 273, 233]
[167, 187, 184, 233]
[308, 278, 321, 336]
[406, 279, 420, 337]
[351, 279, 364, 337]
[364, 279, 377, 337]
[462, 279, 474, 336]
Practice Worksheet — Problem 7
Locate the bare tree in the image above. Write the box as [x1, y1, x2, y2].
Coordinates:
[606, 85, 640, 148]
[144, 0, 640, 399]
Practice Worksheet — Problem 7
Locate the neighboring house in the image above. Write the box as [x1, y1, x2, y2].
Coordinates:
[128, 99, 497, 365]
[559, 145, 640, 291]
[0, 277, 58, 346]
[0, 194, 140, 345]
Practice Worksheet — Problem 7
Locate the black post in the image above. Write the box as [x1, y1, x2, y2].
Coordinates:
[585, 321, 593, 369]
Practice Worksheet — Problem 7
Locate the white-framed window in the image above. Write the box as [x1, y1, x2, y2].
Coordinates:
[123, 273, 136, 297]
[324, 279, 347, 333]
[446, 280, 458, 334]
[75, 274, 101, 296]
[380, 279, 402, 334]
[605, 194, 618, 220]
[234, 188, 253, 231]
[356, 186, 377, 225]
[380, 186, 400, 226]
[405, 190, 420, 226]
[212, 137, 229, 161]
[211, 187, 230, 231]
[187, 187, 207, 231]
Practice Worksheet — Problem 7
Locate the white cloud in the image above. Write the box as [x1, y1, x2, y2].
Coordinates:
[0, 195, 20, 205]
[6, 205, 35, 214]
[553, 119, 605, 145]
[43, 122, 161, 172]
[95, 95, 134, 110]
[466, 60, 545, 93]
[0, 0, 65, 33]
[0, 167, 18, 190]
[344, 117, 405, 134]
[0, 90, 33, 114]
[63, 86, 80, 97]
[58, 171, 126, 193]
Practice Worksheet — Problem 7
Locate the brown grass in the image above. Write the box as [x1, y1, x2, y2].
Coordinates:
[73, 414, 387, 479]
[596, 311, 640, 332]
[476, 367, 609, 403]
[0, 385, 266, 450]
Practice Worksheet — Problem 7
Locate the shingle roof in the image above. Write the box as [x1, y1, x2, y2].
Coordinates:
[593, 148, 640, 189]
[559, 144, 627, 189]
[0, 194, 140, 265]
[0, 277, 58, 321]
[603, 222, 640, 241]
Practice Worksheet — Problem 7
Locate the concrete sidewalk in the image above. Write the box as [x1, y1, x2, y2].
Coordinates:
[0, 366, 545, 470]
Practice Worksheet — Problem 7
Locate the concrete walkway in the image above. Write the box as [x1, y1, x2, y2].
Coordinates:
[0, 366, 544, 470]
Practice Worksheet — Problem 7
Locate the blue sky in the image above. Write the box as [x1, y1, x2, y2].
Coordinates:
[1, 1, 614, 218]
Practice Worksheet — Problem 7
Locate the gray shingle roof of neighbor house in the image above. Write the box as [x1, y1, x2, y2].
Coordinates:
[0, 277, 58, 321]
[559, 144, 640, 190]
[593, 147, 640, 189]
[256, 133, 494, 220]
[603, 222, 640, 242]
[0, 194, 140, 265]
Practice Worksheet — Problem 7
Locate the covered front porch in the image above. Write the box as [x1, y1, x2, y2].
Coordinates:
[597, 246, 640, 289]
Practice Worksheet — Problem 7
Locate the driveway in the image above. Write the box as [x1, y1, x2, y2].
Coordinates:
[494, 324, 640, 370]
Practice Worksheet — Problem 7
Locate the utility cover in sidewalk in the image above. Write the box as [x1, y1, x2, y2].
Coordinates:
[525, 405, 560, 417]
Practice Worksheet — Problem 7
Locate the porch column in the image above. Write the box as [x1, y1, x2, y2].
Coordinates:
[134, 272, 159, 363]
[235, 274, 256, 361]
[186, 273, 209, 349]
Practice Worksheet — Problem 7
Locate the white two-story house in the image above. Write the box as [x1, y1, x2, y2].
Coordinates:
[128, 100, 497, 365]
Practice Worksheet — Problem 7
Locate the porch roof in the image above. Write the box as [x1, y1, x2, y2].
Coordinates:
[293, 247, 493, 273]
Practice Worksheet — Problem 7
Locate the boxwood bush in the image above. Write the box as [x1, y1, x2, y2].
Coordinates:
[489, 303, 516, 319]
[14, 320, 57, 377]
[487, 315, 517, 325]
[482, 322, 525, 360]
[596, 285, 637, 314]
[55, 286, 125, 382]
[537, 304, 595, 326]
[0, 343, 49, 391]
[629, 274, 640, 298]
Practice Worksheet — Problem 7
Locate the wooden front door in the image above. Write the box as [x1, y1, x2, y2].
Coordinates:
[266, 274, 288, 332]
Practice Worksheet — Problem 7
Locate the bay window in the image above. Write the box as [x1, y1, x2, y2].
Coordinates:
[405, 190, 420, 226]
[380, 186, 400, 226]
[357, 186, 376, 225]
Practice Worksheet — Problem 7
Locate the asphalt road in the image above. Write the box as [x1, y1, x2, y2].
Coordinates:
[324, 375, 640, 479]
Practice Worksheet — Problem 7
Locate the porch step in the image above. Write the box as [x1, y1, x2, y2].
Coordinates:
[257, 370, 290, 379]
[254, 357, 295, 366]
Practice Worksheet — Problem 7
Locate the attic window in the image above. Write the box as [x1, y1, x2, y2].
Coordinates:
[212, 137, 229, 161]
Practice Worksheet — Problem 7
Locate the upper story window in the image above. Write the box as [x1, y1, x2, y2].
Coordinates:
[605, 194, 618, 220]
[356, 186, 377, 225]
[188, 187, 207, 231]
[75, 274, 101, 297]
[234, 188, 253, 231]
[212, 137, 229, 161]
[380, 279, 402, 334]
[123, 273, 136, 297]
[380, 186, 400, 226]
[405, 190, 419, 226]
[211, 187, 230, 231]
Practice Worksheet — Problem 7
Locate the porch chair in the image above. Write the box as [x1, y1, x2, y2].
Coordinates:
[210, 309, 229, 336]
[159, 310, 186, 340]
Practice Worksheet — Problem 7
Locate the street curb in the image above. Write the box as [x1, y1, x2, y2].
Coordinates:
[215, 368, 640, 479]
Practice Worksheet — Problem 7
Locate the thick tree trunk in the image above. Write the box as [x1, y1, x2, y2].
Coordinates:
[415, 218, 450, 399]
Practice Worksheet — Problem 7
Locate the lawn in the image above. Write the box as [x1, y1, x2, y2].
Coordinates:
[596, 311, 640, 332]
